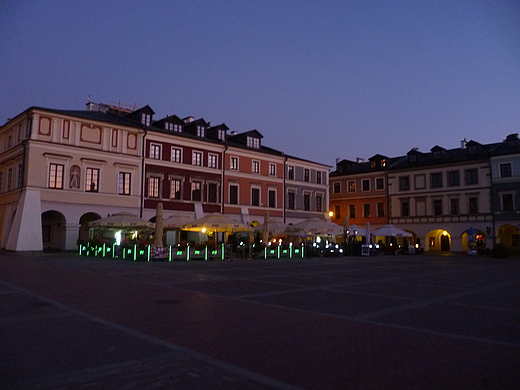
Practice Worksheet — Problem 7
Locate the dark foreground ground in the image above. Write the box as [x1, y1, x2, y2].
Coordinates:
[1, 252, 519, 389]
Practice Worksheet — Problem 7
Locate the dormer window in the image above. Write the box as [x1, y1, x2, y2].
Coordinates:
[197, 126, 205, 137]
[247, 136, 260, 149]
[165, 122, 174, 131]
[218, 129, 226, 141]
[141, 113, 151, 126]
[433, 150, 442, 160]
[381, 159, 386, 166]
[468, 145, 477, 155]
[409, 154, 417, 163]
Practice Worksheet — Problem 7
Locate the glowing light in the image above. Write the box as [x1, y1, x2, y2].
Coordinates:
[329, 211, 334, 217]
[442, 231, 448, 236]
[115, 230, 122, 245]
[202, 228, 207, 233]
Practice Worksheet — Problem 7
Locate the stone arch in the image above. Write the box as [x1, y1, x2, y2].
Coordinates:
[497, 224, 519, 251]
[41, 210, 67, 251]
[461, 228, 487, 252]
[78, 212, 102, 244]
[426, 228, 451, 252]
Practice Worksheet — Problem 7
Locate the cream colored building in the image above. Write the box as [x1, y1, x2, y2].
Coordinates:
[0, 106, 144, 251]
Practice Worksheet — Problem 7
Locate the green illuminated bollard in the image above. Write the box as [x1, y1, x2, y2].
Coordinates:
[187, 244, 190, 261]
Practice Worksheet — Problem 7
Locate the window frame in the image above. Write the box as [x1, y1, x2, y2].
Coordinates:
[49, 163, 64, 189]
[208, 153, 218, 169]
[118, 172, 131, 195]
[150, 143, 161, 160]
[171, 147, 182, 163]
[192, 151, 203, 166]
[85, 167, 100, 193]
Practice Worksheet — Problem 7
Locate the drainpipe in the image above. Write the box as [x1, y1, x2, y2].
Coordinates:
[488, 156, 496, 248]
[221, 145, 228, 214]
[283, 155, 287, 223]
[140, 126, 147, 218]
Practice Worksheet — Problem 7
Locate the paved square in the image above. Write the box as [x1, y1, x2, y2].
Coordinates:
[1, 252, 520, 389]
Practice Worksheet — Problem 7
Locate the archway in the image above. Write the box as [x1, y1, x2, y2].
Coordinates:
[41, 210, 66, 251]
[461, 228, 487, 253]
[79, 212, 102, 244]
[497, 224, 519, 252]
[426, 229, 451, 252]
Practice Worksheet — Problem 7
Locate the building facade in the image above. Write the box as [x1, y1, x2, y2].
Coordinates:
[330, 136, 520, 254]
[0, 103, 330, 251]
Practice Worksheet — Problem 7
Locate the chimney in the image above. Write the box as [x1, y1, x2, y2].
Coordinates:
[356, 157, 365, 164]
[461, 138, 467, 149]
[230, 131, 237, 136]
[335, 158, 341, 165]
[183, 116, 194, 123]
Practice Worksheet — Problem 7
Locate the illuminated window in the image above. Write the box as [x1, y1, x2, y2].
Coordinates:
[170, 178, 181, 199]
[192, 151, 202, 166]
[348, 181, 356, 192]
[148, 177, 160, 198]
[150, 144, 161, 159]
[118, 172, 131, 195]
[85, 168, 99, 192]
[171, 147, 182, 163]
[208, 154, 218, 169]
[230, 157, 238, 170]
[49, 163, 64, 189]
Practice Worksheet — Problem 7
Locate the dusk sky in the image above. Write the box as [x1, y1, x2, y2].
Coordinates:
[1, 1, 519, 167]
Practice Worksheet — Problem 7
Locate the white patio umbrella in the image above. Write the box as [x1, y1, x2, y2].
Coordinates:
[89, 212, 154, 228]
[254, 220, 289, 235]
[348, 225, 366, 236]
[292, 218, 343, 235]
[163, 214, 194, 229]
[181, 213, 249, 232]
[372, 224, 412, 237]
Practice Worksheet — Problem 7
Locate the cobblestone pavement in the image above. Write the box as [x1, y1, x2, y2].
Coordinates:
[1, 252, 520, 389]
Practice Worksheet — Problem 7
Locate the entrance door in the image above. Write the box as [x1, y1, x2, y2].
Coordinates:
[440, 234, 450, 251]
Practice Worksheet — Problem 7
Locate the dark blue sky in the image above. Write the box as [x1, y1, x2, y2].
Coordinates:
[1, 0, 519, 166]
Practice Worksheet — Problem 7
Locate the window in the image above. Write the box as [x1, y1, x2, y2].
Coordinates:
[85, 168, 99, 192]
[141, 113, 151, 126]
[150, 144, 161, 159]
[208, 154, 217, 169]
[430, 173, 443, 188]
[399, 176, 410, 191]
[465, 169, 478, 185]
[376, 177, 384, 190]
[288, 166, 294, 180]
[333, 182, 341, 194]
[229, 184, 238, 205]
[502, 193, 514, 212]
[17, 164, 23, 188]
[165, 122, 182, 132]
[377, 202, 385, 217]
[269, 163, 276, 176]
[247, 136, 260, 148]
[192, 151, 202, 166]
[468, 197, 479, 214]
[448, 171, 460, 186]
[316, 195, 322, 212]
[316, 171, 322, 184]
[49, 163, 64, 189]
[165, 122, 174, 131]
[363, 203, 370, 218]
[362, 179, 370, 191]
[348, 181, 356, 192]
[252, 160, 260, 173]
[401, 200, 410, 217]
[148, 177, 160, 198]
[268, 189, 276, 208]
[171, 147, 182, 163]
[218, 129, 225, 141]
[170, 178, 181, 199]
[174, 124, 182, 132]
[500, 163, 512, 178]
[191, 181, 202, 201]
[197, 125, 205, 137]
[230, 157, 238, 170]
[335, 205, 341, 219]
[288, 192, 295, 209]
[208, 182, 218, 203]
[303, 193, 310, 211]
[349, 204, 356, 218]
[450, 198, 459, 215]
[304, 169, 310, 182]
[433, 199, 443, 216]
[118, 172, 131, 195]
[251, 187, 260, 206]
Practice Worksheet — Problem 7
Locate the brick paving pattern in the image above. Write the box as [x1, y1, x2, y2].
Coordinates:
[1, 252, 520, 389]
